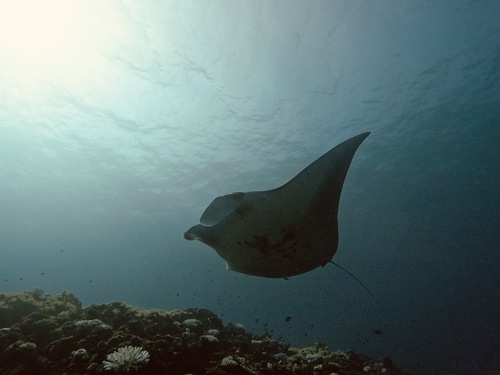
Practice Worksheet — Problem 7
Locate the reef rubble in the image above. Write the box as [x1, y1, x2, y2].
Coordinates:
[0, 290, 411, 375]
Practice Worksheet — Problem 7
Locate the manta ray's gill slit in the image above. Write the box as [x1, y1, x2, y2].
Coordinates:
[248, 235, 272, 253]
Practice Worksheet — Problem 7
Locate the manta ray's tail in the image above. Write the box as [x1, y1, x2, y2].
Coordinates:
[329, 261, 374, 297]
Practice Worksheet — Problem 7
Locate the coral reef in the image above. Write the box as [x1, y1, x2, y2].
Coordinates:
[0, 289, 412, 375]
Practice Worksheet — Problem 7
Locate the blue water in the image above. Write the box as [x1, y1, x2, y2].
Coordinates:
[0, 1, 499, 374]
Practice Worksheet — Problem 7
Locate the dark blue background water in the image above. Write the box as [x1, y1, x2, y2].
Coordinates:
[0, 1, 499, 374]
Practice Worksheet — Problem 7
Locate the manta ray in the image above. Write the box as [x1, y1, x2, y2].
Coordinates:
[184, 132, 370, 280]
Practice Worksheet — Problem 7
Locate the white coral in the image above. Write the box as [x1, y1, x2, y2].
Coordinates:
[102, 345, 150, 371]
[221, 356, 238, 367]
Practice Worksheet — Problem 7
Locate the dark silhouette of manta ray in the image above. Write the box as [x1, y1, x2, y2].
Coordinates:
[184, 132, 370, 279]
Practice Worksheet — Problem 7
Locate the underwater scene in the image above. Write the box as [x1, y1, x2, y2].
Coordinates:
[0, 1, 499, 374]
